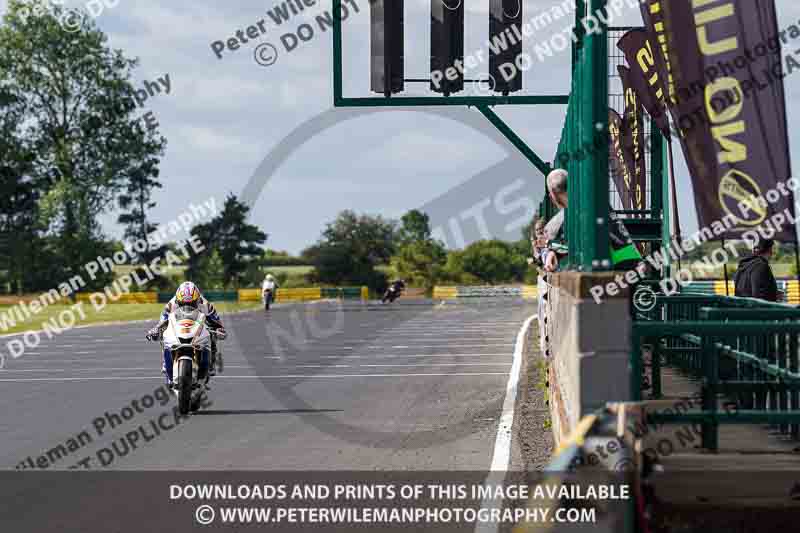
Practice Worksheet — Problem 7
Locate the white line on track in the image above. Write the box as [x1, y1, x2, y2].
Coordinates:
[0, 365, 254, 372]
[318, 354, 509, 359]
[374, 335, 514, 339]
[359, 363, 508, 367]
[12, 358, 138, 364]
[382, 324, 507, 333]
[0, 372, 509, 382]
[488, 314, 536, 471]
[294, 365, 351, 368]
[362, 343, 514, 349]
[475, 314, 537, 533]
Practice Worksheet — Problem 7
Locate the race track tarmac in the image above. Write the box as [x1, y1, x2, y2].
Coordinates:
[0, 298, 539, 472]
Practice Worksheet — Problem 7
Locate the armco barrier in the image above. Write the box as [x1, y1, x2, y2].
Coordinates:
[76, 292, 158, 304]
[521, 285, 537, 299]
[432, 286, 458, 299]
[320, 287, 364, 299]
[239, 287, 366, 302]
[158, 291, 237, 303]
[432, 285, 537, 299]
[237, 288, 262, 302]
[275, 288, 321, 302]
[713, 280, 735, 295]
[787, 280, 800, 304]
[238, 288, 321, 302]
[683, 281, 716, 294]
[457, 286, 523, 297]
[684, 279, 800, 304]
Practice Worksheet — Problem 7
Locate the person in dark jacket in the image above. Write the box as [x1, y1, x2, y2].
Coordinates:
[733, 239, 778, 302]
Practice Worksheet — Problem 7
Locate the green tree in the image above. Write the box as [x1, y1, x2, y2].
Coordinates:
[190, 249, 226, 290]
[311, 210, 396, 289]
[392, 209, 446, 289]
[391, 239, 447, 290]
[321, 210, 396, 265]
[117, 162, 169, 287]
[187, 194, 267, 288]
[0, 1, 166, 281]
[117, 164, 163, 260]
[398, 209, 432, 244]
[460, 240, 527, 285]
[0, 81, 41, 293]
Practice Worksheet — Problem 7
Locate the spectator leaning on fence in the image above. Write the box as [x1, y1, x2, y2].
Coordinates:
[542, 169, 643, 272]
[541, 170, 570, 273]
[733, 238, 779, 302]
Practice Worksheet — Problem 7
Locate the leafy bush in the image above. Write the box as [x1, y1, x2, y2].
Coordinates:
[460, 240, 527, 285]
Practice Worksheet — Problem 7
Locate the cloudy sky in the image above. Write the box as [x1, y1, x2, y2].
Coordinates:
[3, 0, 800, 253]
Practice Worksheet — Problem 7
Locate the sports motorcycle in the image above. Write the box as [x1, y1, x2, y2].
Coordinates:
[263, 288, 274, 311]
[150, 305, 225, 415]
[381, 285, 403, 304]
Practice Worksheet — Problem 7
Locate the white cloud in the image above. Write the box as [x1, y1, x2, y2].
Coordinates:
[3, 0, 800, 251]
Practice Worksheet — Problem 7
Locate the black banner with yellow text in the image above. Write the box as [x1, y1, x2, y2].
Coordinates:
[609, 109, 633, 210]
[641, 0, 794, 241]
[617, 29, 671, 138]
[618, 66, 647, 213]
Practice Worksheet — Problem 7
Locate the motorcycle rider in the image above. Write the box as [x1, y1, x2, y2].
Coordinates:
[385, 279, 406, 301]
[262, 273, 279, 305]
[145, 281, 226, 385]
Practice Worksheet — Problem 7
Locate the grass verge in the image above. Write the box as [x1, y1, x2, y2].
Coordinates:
[0, 301, 262, 336]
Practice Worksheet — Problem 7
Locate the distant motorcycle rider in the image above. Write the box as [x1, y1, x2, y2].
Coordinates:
[262, 273, 279, 305]
[383, 279, 406, 302]
[146, 281, 226, 384]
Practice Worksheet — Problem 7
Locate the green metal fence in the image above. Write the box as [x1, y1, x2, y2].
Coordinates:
[632, 293, 800, 450]
[537, 11, 667, 270]
[543, 0, 609, 270]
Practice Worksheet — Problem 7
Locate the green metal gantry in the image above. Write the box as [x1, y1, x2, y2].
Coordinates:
[333, 0, 666, 271]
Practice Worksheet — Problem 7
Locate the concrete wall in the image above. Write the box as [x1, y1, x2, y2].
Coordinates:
[543, 271, 632, 445]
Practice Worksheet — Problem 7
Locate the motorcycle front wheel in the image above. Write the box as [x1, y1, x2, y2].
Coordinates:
[176, 359, 193, 415]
